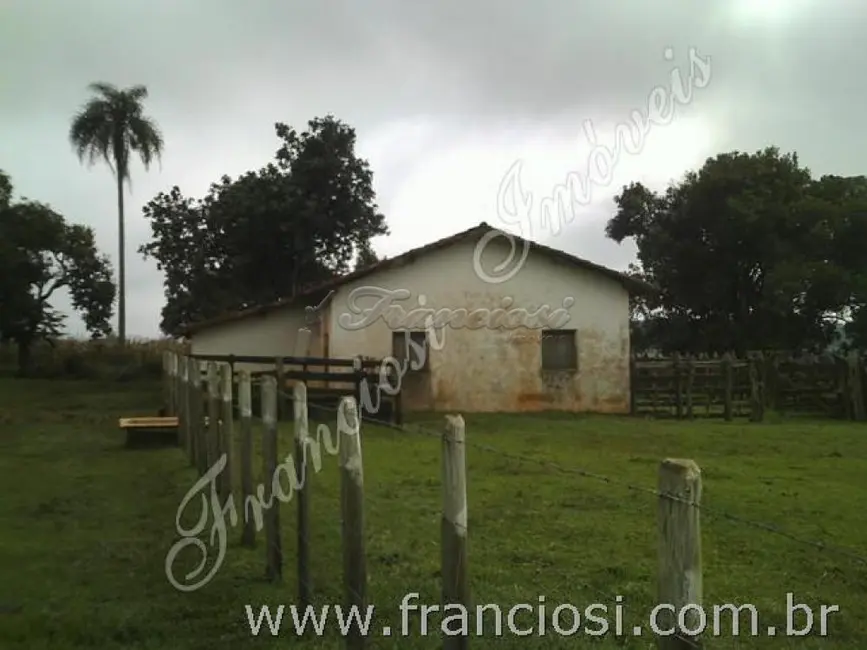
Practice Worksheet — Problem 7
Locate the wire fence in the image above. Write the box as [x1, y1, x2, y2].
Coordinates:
[163, 352, 867, 649]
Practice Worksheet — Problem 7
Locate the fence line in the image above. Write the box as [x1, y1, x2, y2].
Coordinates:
[344, 405, 867, 567]
[632, 350, 867, 422]
[163, 351, 863, 649]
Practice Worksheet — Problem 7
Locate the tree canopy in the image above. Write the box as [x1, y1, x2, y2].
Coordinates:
[607, 146, 867, 354]
[140, 115, 388, 336]
[0, 170, 115, 374]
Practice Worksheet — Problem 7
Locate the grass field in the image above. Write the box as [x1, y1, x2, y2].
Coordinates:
[0, 378, 865, 648]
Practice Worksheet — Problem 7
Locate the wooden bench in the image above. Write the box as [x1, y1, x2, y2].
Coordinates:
[119, 417, 179, 447]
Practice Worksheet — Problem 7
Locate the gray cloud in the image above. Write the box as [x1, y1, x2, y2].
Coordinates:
[1, 0, 864, 337]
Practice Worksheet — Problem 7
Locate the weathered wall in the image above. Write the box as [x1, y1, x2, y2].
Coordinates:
[326, 235, 631, 413]
[188, 307, 321, 374]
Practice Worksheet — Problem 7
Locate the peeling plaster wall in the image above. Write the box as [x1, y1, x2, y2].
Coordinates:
[326, 236, 631, 413]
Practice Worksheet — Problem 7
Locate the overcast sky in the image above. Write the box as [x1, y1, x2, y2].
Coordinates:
[1, 0, 864, 338]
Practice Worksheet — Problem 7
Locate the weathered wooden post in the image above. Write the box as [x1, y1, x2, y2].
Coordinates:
[442, 414, 469, 650]
[171, 352, 181, 420]
[352, 356, 364, 422]
[294, 381, 311, 608]
[238, 371, 255, 547]
[339, 396, 366, 650]
[219, 363, 234, 507]
[196, 363, 210, 475]
[207, 362, 220, 470]
[684, 356, 695, 420]
[658, 459, 703, 650]
[275, 357, 286, 421]
[847, 350, 865, 421]
[184, 356, 194, 446]
[722, 353, 733, 421]
[673, 352, 683, 419]
[176, 355, 187, 450]
[261, 376, 282, 581]
[188, 359, 204, 472]
[162, 351, 171, 413]
[749, 353, 764, 422]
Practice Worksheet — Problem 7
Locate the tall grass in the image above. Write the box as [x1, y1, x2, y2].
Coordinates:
[0, 337, 186, 381]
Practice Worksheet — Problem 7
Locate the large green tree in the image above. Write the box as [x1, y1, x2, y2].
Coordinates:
[0, 170, 115, 375]
[140, 115, 388, 335]
[69, 82, 164, 344]
[607, 147, 867, 354]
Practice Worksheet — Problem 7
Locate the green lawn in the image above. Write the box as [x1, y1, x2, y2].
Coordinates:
[0, 379, 865, 649]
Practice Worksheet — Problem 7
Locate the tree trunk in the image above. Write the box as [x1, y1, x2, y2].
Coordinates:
[116, 170, 126, 345]
[16, 340, 33, 378]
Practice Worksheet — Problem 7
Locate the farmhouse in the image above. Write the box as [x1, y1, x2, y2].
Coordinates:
[181, 222, 651, 413]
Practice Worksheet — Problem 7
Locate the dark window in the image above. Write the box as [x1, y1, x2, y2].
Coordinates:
[541, 330, 577, 371]
[392, 330, 430, 371]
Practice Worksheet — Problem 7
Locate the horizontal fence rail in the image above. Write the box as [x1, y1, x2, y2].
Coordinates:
[176, 352, 403, 425]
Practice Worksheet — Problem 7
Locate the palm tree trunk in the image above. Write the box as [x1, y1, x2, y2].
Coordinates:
[116, 172, 126, 344]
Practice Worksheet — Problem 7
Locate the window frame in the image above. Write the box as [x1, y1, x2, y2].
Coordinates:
[391, 330, 430, 372]
[540, 329, 578, 372]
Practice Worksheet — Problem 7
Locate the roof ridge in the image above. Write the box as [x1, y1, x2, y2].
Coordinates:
[180, 221, 653, 336]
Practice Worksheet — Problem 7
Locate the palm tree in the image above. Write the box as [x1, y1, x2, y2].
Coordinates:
[69, 82, 164, 344]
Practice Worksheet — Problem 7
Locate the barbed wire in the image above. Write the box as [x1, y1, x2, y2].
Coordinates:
[272, 391, 867, 569]
[178, 380, 867, 569]
[178, 387, 774, 647]
[177, 387, 852, 649]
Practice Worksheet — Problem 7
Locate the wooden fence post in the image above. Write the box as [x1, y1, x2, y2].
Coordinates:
[195, 362, 209, 475]
[658, 459, 703, 650]
[188, 358, 197, 455]
[673, 353, 683, 419]
[847, 351, 866, 421]
[171, 352, 181, 420]
[442, 414, 469, 650]
[219, 363, 234, 507]
[238, 371, 255, 547]
[749, 353, 764, 422]
[177, 356, 188, 450]
[294, 382, 311, 608]
[722, 353, 733, 421]
[164, 351, 173, 415]
[275, 357, 285, 421]
[207, 362, 220, 471]
[339, 396, 366, 650]
[187, 359, 202, 471]
[162, 351, 171, 413]
[180, 356, 190, 461]
[684, 356, 694, 420]
[261, 376, 282, 581]
[352, 356, 364, 422]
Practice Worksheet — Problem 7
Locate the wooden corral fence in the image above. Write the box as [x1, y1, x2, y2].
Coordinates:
[184, 353, 403, 425]
[161, 351, 468, 650]
[631, 350, 867, 422]
[161, 350, 710, 650]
